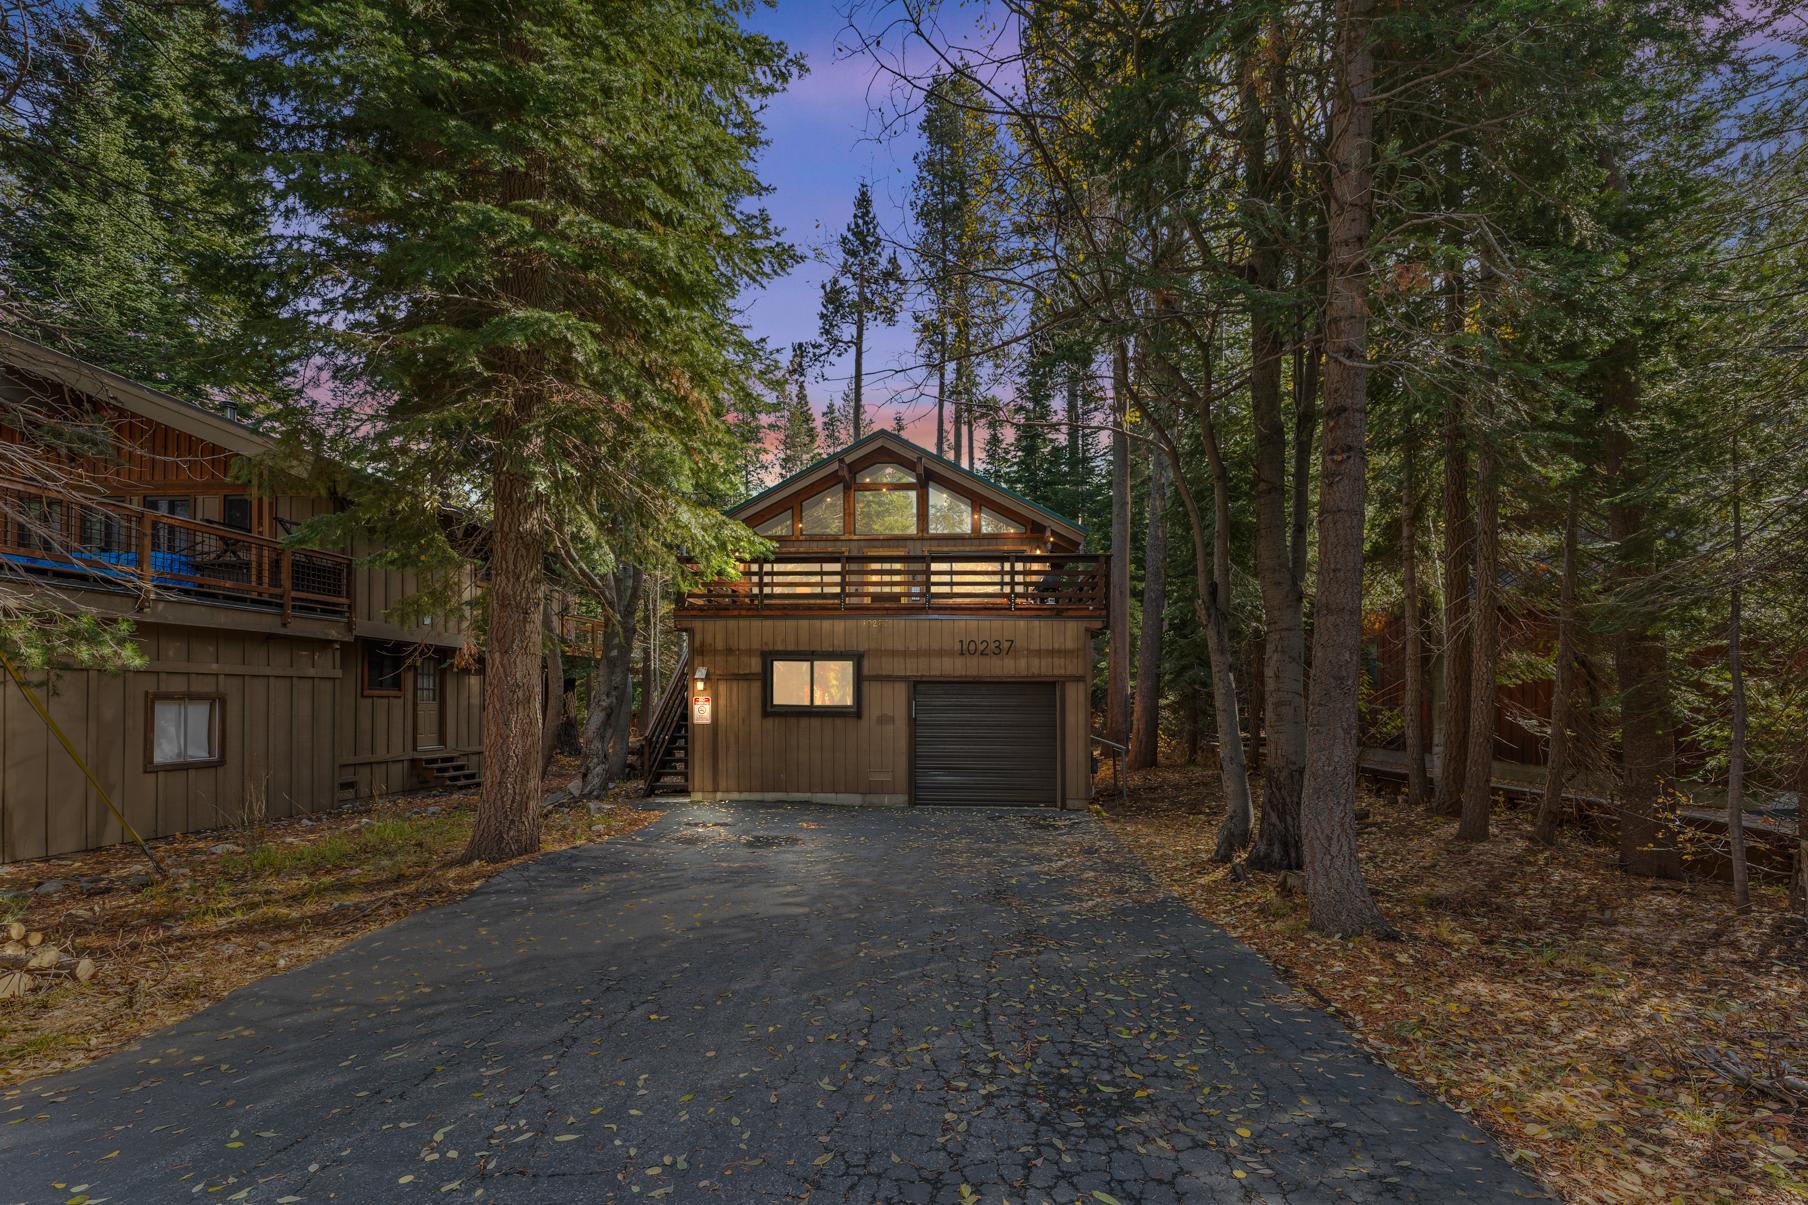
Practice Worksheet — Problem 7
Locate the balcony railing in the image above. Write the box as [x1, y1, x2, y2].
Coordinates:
[0, 483, 353, 623]
[677, 552, 1108, 618]
[560, 612, 607, 658]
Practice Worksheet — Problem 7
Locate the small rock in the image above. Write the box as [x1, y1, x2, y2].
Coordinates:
[358, 817, 374, 827]
[256, 941, 272, 951]
[300, 818, 315, 827]
[170, 867, 193, 878]
[80, 878, 111, 896]
[330, 901, 357, 913]
[33, 879, 67, 896]
[210, 842, 244, 855]
[421, 806, 442, 817]
[589, 824, 608, 836]
[585, 801, 615, 817]
[124, 872, 153, 890]
[219, 943, 240, 956]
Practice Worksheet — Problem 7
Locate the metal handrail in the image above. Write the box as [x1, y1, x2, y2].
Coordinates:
[1091, 731, 1129, 801]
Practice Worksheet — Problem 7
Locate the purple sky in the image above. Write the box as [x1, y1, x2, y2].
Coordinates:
[740, 2, 938, 444]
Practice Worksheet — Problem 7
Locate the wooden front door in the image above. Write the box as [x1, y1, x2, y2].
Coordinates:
[414, 661, 444, 750]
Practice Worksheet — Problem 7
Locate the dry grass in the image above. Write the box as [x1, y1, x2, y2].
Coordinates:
[0, 757, 658, 1089]
[1102, 760, 1807, 1205]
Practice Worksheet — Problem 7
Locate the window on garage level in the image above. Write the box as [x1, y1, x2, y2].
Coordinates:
[147, 694, 223, 769]
[764, 653, 860, 715]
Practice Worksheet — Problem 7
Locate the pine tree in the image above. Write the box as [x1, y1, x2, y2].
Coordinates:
[980, 411, 1004, 474]
[911, 72, 1007, 465]
[821, 393, 848, 449]
[774, 342, 820, 474]
[0, 0, 290, 407]
[259, 0, 797, 860]
[817, 180, 904, 440]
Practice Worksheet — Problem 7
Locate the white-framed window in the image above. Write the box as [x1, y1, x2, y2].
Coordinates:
[147, 694, 222, 769]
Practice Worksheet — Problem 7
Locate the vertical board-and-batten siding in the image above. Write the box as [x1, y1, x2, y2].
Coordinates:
[685, 616, 1094, 808]
[1, 625, 340, 863]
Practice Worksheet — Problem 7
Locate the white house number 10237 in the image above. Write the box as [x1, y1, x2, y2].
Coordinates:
[956, 638, 1015, 656]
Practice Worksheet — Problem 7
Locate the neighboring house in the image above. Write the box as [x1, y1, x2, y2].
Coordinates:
[0, 333, 483, 863]
[651, 431, 1108, 809]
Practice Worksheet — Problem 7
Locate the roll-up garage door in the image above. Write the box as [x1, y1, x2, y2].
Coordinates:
[912, 681, 1058, 807]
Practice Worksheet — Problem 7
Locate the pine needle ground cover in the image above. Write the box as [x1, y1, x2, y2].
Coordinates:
[0, 759, 657, 1089]
[1103, 763, 1806, 1204]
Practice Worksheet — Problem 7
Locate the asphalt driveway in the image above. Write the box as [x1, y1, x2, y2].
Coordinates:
[0, 804, 1545, 1203]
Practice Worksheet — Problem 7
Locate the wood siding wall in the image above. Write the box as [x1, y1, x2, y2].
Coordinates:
[335, 646, 483, 801]
[1, 625, 340, 862]
[685, 616, 1095, 808]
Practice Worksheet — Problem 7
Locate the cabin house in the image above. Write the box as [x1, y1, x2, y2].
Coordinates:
[0, 333, 485, 864]
[648, 431, 1107, 809]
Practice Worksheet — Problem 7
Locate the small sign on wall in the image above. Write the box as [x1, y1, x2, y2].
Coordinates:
[691, 694, 713, 725]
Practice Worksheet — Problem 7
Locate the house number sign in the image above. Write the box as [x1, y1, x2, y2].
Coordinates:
[956, 638, 1015, 656]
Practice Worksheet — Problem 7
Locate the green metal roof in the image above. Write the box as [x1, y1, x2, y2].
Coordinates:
[728, 430, 1087, 537]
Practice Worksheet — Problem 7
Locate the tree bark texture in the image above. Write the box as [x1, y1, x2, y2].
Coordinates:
[577, 565, 642, 797]
[540, 596, 564, 774]
[1457, 408, 1500, 842]
[1436, 282, 1474, 817]
[1300, 0, 1393, 937]
[463, 441, 547, 862]
[1242, 41, 1309, 874]
[1401, 448, 1431, 809]
[1129, 441, 1168, 770]
[1601, 340, 1683, 879]
[1106, 341, 1133, 745]
[1533, 488, 1581, 845]
[1726, 482, 1750, 911]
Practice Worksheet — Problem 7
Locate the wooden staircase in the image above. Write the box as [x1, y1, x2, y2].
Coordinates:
[641, 635, 691, 797]
[416, 754, 480, 793]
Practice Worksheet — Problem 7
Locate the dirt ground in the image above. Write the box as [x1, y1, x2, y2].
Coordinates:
[1100, 760, 1807, 1204]
[0, 757, 657, 1089]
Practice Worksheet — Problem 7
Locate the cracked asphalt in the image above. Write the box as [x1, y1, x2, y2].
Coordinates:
[0, 804, 1547, 1203]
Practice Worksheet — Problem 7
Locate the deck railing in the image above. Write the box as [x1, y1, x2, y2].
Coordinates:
[0, 483, 353, 623]
[560, 612, 607, 658]
[677, 552, 1108, 617]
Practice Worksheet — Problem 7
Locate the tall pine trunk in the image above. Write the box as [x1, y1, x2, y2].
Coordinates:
[1601, 340, 1683, 878]
[1243, 38, 1308, 874]
[1726, 476, 1750, 912]
[463, 434, 547, 862]
[1129, 442, 1168, 769]
[1457, 407, 1500, 842]
[1533, 487, 1581, 845]
[1300, 0, 1392, 937]
[1436, 281, 1474, 816]
[1402, 447, 1431, 808]
[576, 565, 642, 797]
[540, 597, 564, 774]
[1106, 341, 1133, 745]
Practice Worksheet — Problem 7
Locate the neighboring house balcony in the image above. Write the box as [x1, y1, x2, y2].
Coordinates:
[0, 481, 353, 623]
[675, 552, 1109, 619]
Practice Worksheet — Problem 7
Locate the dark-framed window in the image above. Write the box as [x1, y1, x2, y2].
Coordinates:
[763, 652, 861, 715]
[146, 692, 224, 769]
[363, 645, 404, 696]
[222, 495, 253, 532]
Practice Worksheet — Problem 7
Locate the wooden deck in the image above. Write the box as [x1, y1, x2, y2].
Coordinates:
[0, 482, 353, 622]
[675, 552, 1108, 619]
